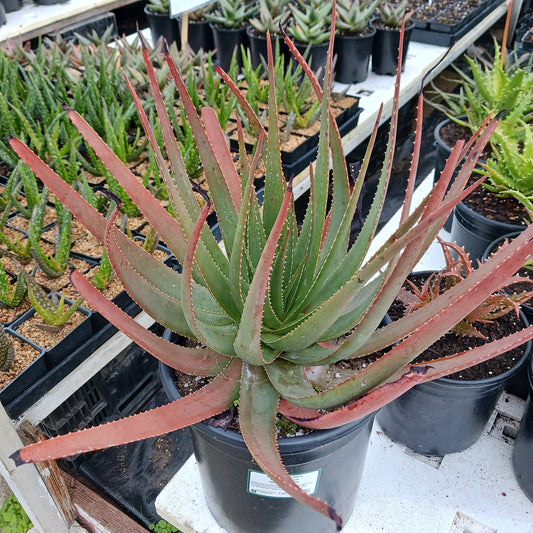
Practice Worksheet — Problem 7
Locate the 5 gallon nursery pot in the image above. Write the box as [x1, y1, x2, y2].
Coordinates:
[160, 360, 375, 533]
[377, 322, 532, 456]
[512, 352, 533, 502]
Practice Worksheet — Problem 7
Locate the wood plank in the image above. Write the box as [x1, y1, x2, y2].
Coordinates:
[61, 471, 148, 533]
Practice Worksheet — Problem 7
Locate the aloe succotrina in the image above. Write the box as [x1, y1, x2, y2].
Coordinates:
[8, 13, 533, 529]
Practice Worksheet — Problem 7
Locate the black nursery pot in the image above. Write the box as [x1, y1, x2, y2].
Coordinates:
[144, 7, 180, 46]
[247, 28, 286, 72]
[160, 360, 375, 533]
[370, 20, 414, 75]
[294, 41, 330, 85]
[377, 322, 531, 456]
[334, 28, 375, 84]
[179, 18, 214, 53]
[451, 200, 526, 265]
[1, 0, 22, 13]
[512, 353, 533, 502]
[210, 24, 247, 72]
[482, 231, 533, 399]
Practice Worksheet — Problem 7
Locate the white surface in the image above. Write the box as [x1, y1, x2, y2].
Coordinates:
[156, 392, 532, 533]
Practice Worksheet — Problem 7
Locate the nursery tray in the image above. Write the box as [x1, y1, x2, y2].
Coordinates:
[411, 0, 506, 46]
[282, 106, 363, 178]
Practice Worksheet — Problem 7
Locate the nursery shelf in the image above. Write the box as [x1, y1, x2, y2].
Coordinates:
[0, 0, 138, 44]
[156, 392, 531, 533]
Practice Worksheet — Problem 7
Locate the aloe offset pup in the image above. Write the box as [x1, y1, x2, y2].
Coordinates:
[9, 13, 533, 530]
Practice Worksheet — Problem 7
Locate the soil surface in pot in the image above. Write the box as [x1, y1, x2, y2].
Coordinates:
[388, 273, 528, 380]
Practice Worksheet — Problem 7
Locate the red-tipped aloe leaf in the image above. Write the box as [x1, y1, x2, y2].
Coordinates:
[70, 270, 229, 376]
[239, 363, 342, 530]
[14, 358, 241, 463]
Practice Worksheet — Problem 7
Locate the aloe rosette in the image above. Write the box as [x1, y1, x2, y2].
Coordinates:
[8, 14, 533, 530]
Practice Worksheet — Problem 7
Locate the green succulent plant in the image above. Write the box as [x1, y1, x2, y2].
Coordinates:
[335, 0, 379, 34]
[205, 0, 259, 29]
[249, 0, 291, 35]
[287, 0, 333, 44]
[145, 0, 170, 14]
[377, 0, 409, 28]
[478, 121, 533, 219]
[427, 40, 533, 136]
[9, 21, 533, 531]
[0, 324, 15, 372]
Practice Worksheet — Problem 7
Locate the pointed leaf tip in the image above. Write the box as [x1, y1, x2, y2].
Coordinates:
[162, 39, 169, 56]
[61, 102, 72, 113]
[9, 450, 26, 466]
[137, 24, 147, 50]
[329, 507, 343, 531]
[99, 188, 122, 209]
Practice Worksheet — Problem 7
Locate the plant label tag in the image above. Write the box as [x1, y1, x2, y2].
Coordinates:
[247, 469, 320, 498]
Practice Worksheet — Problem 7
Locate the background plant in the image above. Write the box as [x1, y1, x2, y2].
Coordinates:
[205, 0, 258, 29]
[336, 0, 379, 34]
[288, 0, 333, 44]
[0, 493, 32, 533]
[249, 0, 291, 35]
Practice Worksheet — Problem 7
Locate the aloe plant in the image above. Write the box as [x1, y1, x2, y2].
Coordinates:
[477, 121, 533, 219]
[288, 0, 333, 44]
[9, 16, 533, 530]
[336, 0, 379, 34]
[249, 0, 291, 35]
[0, 324, 15, 372]
[427, 40, 533, 136]
[27, 190, 72, 279]
[377, 0, 409, 28]
[205, 0, 258, 29]
[16, 268, 84, 330]
[398, 238, 533, 339]
[0, 261, 26, 309]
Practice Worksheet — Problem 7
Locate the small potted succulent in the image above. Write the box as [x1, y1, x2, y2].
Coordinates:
[144, 0, 181, 46]
[334, 0, 379, 83]
[205, 0, 259, 71]
[8, 16, 533, 533]
[287, 0, 333, 83]
[370, 0, 414, 75]
[247, 0, 291, 69]
[179, 5, 216, 54]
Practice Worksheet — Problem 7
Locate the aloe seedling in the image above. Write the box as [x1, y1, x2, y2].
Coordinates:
[28, 191, 72, 279]
[0, 324, 15, 372]
[0, 260, 26, 309]
[398, 238, 533, 339]
[9, 13, 533, 530]
[16, 268, 83, 330]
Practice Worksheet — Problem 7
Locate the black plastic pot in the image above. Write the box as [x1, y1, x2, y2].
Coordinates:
[512, 353, 533, 502]
[294, 41, 330, 85]
[377, 314, 532, 456]
[144, 7, 180, 46]
[370, 19, 414, 76]
[210, 24, 247, 72]
[247, 28, 286, 72]
[0, 2, 5, 26]
[179, 18, 214, 53]
[482, 231, 533, 399]
[160, 358, 375, 533]
[451, 200, 526, 265]
[334, 28, 375, 84]
[1, 0, 22, 12]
